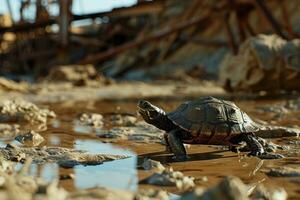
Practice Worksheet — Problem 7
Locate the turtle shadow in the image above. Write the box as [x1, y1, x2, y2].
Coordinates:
[138, 150, 232, 164]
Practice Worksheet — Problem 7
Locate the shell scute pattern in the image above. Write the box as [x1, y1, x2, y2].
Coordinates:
[167, 97, 261, 140]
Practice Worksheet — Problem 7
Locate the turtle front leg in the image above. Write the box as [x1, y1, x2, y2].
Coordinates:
[167, 129, 188, 161]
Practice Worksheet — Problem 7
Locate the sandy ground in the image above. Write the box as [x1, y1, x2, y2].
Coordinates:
[0, 80, 300, 199]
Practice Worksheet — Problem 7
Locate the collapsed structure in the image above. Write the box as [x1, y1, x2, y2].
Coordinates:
[0, 0, 300, 92]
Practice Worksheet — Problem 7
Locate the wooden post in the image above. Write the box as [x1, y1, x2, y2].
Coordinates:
[5, 0, 14, 24]
[59, 0, 72, 46]
[254, 0, 287, 39]
[224, 12, 238, 55]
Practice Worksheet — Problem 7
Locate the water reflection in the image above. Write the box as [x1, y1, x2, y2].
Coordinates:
[10, 140, 137, 191]
[73, 140, 137, 190]
[14, 162, 59, 183]
[49, 135, 61, 145]
[73, 122, 102, 134]
[51, 119, 61, 128]
[0, 141, 6, 147]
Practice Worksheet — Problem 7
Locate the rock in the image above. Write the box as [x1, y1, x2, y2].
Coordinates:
[219, 34, 300, 92]
[285, 98, 300, 110]
[180, 188, 205, 200]
[0, 124, 19, 139]
[0, 158, 67, 200]
[44, 180, 68, 200]
[59, 174, 75, 180]
[47, 64, 98, 82]
[110, 114, 137, 126]
[97, 121, 164, 143]
[257, 126, 300, 138]
[68, 187, 135, 200]
[0, 99, 56, 124]
[181, 176, 249, 200]
[250, 184, 287, 200]
[0, 145, 129, 167]
[15, 130, 45, 147]
[266, 167, 300, 177]
[78, 113, 104, 127]
[140, 168, 195, 190]
[46, 64, 110, 87]
[135, 189, 169, 200]
[0, 160, 14, 174]
[0, 77, 29, 93]
[141, 158, 165, 172]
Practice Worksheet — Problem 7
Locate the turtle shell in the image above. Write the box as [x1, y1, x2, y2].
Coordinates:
[167, 96, 261, 144]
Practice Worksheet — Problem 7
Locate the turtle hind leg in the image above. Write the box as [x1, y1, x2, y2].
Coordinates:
[242, 134, 284, 159]
[167, 129, 187, 161]
[229, 134, 284, 159]
[163, 133, 172, 152]
[229, 134, 264, 155]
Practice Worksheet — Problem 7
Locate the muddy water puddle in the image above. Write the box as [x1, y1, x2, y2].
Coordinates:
[2, 98, 300, 198]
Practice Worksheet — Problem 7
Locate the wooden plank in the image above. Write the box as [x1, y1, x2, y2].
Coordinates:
[79, 14, 212, 64]
[0, 1, 163, 34]
[254, 0, 288, 39]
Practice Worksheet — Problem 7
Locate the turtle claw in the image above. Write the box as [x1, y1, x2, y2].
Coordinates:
[172, 155, 188, 161]
[247, 149, 265, 157]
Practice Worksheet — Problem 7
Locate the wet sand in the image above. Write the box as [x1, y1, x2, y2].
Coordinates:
[2, 97, 297, 198]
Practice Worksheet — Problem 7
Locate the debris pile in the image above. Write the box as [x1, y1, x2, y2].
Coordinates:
[2, 0, 300, 84]
[220, 34, 300, 92]
[0, 99, 56, 124]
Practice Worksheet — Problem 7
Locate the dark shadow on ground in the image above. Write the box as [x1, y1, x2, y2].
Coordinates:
[137, 150, 234, 164]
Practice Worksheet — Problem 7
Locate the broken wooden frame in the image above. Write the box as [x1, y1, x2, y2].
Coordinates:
[0, 0, 299, 76]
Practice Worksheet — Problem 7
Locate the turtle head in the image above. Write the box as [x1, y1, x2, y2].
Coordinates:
[137, 100, 166, 122]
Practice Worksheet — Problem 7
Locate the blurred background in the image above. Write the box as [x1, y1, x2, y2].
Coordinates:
[0, 0, 300, 93]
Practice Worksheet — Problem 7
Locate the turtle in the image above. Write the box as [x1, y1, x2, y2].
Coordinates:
[137, 96, 284, 161]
